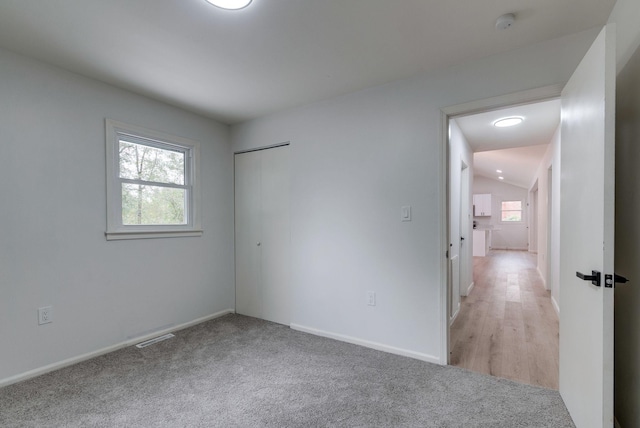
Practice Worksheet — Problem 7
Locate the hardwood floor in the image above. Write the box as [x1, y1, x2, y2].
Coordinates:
[450, 250, 559, 389]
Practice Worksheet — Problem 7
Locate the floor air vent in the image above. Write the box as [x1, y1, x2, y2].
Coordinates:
[135, 333, 175, 349]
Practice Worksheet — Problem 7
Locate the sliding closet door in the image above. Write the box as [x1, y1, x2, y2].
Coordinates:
[234, 145, 290, 325]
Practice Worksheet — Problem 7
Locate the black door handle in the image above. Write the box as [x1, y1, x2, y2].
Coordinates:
[615, 274, 629, 284]
[576, 270, 601, 287]
[604, 273, 630, 288]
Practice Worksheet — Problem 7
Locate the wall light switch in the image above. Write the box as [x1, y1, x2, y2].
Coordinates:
[401, 206, 411, 222]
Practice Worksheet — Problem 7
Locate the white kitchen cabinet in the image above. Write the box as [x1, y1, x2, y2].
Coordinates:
[473, 229, 490, 257]
[473, 193, 492, 217]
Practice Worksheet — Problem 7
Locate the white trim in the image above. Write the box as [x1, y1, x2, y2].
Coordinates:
[499, 198, 525, 224]
[489, 246, 529, 251]
[105, 229, 203, 241]
[290, 324, 440, 365]
[440, 84, 564, 368]
[105, 119, 202, 240]
[551, 296, 560, 316]
[465, 281, 475, 296]
[441, 84, 564, 118]
[449, 304, 460, 326]
[0, 309, 234, 388]
[439, 110, 450, 365]
[536, 267, 549, 290]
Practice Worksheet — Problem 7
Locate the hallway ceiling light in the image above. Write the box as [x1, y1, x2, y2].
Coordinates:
[498, 176, 504, 180]
[204, 0, 252, 10]
[493, 116, 524, 128]
[496, 169, 502, 173]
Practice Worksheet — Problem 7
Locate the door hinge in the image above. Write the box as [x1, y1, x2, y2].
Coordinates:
[604, 273, 629, 288]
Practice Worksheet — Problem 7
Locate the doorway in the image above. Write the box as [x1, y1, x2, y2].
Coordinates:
[444, 90, 562, 388]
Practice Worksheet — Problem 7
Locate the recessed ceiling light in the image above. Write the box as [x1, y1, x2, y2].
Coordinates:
[496, 169, 502, 173]
[205, 0, 252, 10]
[498, 176, 504, 180]
[493, 116, 524, 128]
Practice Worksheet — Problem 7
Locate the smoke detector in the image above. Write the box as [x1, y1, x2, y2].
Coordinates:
[495, 13, 516, 30]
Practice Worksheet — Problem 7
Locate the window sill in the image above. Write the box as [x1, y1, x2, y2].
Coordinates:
[105, 230, 203, 241]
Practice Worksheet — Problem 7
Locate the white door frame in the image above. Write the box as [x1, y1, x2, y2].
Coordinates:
[530, 182, 539, 253]
[459, 161, 470, 297]
[439, 84, 563, 364]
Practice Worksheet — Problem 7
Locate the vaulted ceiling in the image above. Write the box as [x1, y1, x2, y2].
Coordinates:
[454, 100, 560, 189]
[0, 0, 615, 124]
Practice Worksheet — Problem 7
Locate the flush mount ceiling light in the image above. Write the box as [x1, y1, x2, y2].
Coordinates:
[205, 0, 252, 10]
[498, 176, 504, 180]
[493, 116, 524, 128]
[496, 169, 502, 173]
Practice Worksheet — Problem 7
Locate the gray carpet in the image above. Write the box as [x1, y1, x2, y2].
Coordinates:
[0, 314, 574, 427]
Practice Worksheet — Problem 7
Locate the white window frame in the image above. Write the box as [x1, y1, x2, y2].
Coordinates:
[105, 119, 202, 240]
[500, 199, 524, 223]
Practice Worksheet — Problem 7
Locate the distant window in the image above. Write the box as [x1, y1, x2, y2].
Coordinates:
[501, 200, 522, 222]
[105, 119, 202, 240]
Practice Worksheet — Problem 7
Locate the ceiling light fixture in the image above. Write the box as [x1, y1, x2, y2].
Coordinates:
[498, 176, 504, 180]
[493, 116, 524, 128]
[205, 0, 252, 10]
[496, 169, 502, 173]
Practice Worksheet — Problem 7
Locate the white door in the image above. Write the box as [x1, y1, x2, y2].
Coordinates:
[235, 145, 291, 325]
[459, 162, 470, 296]
[235, 149, 262, 319]
[559, 25, 615, 428]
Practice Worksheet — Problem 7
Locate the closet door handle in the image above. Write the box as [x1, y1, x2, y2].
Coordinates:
[257, 242, 261, 246]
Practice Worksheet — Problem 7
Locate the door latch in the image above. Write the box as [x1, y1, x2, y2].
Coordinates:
[576, 270, 601, 287]
[604, 273, 629, 288]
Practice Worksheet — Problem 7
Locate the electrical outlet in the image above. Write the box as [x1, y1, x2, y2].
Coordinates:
[367, 291, 376, 306]
[38, 306, 53, 325]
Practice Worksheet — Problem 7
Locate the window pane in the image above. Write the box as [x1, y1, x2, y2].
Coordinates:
[501, 210, 522, 222]
[501, 200, 521, 210]
[119, 140, 185, 185]
[122, 183, 186, 225]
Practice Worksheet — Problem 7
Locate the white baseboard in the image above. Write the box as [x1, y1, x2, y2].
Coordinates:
[450, 303, 460, 326]
[0, 309, 235, 388]
[551, 296, 560, 316]
[465, 281, 475, 296]
[490, 246, 529, 251]
[290, 323, 440, 365]
[536, 267, 549, 290]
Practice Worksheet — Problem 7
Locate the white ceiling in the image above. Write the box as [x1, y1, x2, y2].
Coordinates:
[454, 99, 561, 189]
[0, 0, 615, 124]
[473, 145, 551, 189]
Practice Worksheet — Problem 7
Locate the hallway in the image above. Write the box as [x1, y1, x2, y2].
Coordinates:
[450, 250, 559, 389]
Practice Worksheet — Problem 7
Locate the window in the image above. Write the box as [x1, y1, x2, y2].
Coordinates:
[501, 200, 522, 222]
[105, 119, 202, 240]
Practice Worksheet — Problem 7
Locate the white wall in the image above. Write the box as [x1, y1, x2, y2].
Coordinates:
[0, 48, 235, 383]
[611, 0, 640, 425]
[231, 29, 600, 362]
[472, 176, 529, 251]
[449, 120, 474, 311]
[529, 128, 561, 312]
